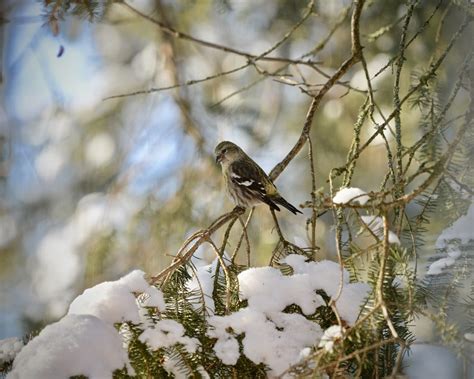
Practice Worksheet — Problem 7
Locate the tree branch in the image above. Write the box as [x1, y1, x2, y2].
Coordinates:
[269, 0, 366, 181]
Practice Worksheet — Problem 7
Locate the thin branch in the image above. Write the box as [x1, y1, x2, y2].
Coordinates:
[393, 0, 419, 201]
[208, 238, 233, 314]
[343, 14, 471, 171]
[270, 209, 285, 242]
[211, 4, 364, 107]
[103, 63, 249, 100]
[150, 207, 245, 284]
[307, 136, 318, 255]
[111, 0, 319, 103]
[230, 210, 253, 264]
[120, 0, 317, 65]
[269, 0, 366, 181]
[372, 0, 444, 80]
[378, 213, 399, 339]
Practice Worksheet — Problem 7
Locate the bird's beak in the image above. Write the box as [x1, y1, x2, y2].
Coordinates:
[216, 153, 222, 164]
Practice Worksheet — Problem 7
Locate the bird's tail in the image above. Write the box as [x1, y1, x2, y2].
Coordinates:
[272, 196, 302, 215]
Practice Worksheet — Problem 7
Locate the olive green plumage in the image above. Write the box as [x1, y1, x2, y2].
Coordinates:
[214, 141, 302, 215]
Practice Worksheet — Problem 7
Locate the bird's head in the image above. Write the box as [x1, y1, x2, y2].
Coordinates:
[215, 141, 242, 166]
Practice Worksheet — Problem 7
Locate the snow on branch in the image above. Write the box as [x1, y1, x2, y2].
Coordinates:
[6, 255, 371, 378]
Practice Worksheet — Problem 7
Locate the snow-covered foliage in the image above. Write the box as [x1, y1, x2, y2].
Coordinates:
[209, 308, 322, 376]
[186, 248, 232, 315]
[204, 255, 370, 376]
[5, 254, 372, 378]
[139, 319, 200, 353]
[281, 255, 370, 325]
[6, 270, 190, 378]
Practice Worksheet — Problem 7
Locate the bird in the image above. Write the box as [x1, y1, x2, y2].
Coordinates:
[214, 141, 302, 215]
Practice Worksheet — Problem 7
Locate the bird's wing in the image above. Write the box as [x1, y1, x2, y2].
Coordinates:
[229, 160, 268, 195]
[229, 159, 301, 214]
[229, 160, 280, 210]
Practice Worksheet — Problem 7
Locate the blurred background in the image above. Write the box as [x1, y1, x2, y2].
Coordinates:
[0, 0, 472, 347]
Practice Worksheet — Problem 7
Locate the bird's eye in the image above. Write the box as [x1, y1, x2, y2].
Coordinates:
[222, 148, 227, 154]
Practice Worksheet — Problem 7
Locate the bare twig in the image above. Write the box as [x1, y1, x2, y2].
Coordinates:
[378, 213, 399, 338]
[208, 238, 233, 314]
[150, 207, 245, 284]
[307, 136, 318, 255]
[392, 0, 419, 199]
[269, 0, 366, 181]
[270, 209, 285, 242]
[119, 1, 315, 65]
[103, 63, 249, 100]
[342, 14, 471, 172]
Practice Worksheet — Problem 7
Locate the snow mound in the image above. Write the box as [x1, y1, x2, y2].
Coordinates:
[7, 314, 133, 379]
